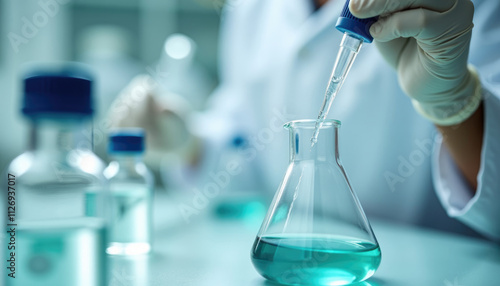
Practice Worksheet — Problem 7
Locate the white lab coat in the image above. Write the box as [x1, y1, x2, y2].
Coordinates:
[184, 0, 500, 239]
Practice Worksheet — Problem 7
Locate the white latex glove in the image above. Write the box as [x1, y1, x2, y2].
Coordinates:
[350, 0, 482, 125]
[107, 75, 198, 169]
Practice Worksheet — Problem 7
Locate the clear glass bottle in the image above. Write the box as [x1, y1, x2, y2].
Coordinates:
[104, 129, 154, 255]
[251, 119, 381, 286]
[5, 66, 108, 286]
[213, 135, 267, 220]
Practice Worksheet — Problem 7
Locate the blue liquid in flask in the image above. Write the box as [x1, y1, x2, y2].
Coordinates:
[251, 235, 381, 286]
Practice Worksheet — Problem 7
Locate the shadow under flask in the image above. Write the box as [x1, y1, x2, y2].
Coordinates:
[251, 119, 381, 286]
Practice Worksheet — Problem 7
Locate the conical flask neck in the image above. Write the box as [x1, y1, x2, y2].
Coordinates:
[287, 120, 340, 162]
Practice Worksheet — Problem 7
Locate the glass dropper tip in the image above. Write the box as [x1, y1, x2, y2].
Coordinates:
[310, 33, 364, 147]
[310, 136, 318, 147]
[310, 119, 322, 147]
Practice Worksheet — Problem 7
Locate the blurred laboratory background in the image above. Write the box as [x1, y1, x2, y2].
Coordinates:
[0, 0, 220, 172]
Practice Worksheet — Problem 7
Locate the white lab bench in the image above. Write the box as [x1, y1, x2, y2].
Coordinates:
[108, 191, 499, 286]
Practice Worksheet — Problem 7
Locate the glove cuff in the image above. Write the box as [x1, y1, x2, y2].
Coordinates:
[412, 65, 482, 126]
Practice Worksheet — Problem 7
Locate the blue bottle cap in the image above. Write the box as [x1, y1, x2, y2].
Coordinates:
[231, 135, 247, 148]
[109, 129, 146, 153]
[335, 0, 378, 43]
[22, 65, 94, 117]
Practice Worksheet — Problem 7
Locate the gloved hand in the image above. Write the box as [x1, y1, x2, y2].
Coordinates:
[350, 0, 482, 125]
[107, 74, 199, 169]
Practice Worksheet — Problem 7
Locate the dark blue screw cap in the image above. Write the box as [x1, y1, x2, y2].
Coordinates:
[22, 65, 94, 117]
[336, 0, 378, 43]
[109, 129, 145, 153]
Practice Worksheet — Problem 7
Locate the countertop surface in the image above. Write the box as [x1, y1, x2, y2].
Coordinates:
[108, 191, 499, 286]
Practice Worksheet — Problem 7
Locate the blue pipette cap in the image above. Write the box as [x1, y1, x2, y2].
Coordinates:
[22, 64, 94, 117]
[335, 0, 378, 43]
[108, 129, 146, 153]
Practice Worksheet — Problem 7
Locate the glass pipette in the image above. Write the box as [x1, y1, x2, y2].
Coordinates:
[311, 0, 378, 146]
[311, 33, 363, 145]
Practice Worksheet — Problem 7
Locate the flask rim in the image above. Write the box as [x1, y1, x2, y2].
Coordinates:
[284, 119, 341, 129]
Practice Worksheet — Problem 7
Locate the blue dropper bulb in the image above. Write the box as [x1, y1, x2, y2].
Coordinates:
[335, 0, 378, 43]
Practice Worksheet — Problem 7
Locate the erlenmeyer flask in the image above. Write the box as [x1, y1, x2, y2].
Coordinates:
[251, 119, 381, 286]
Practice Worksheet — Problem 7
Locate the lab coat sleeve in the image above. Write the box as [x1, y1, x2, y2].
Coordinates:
[432, 0, 500, 240]
[433, 87, 500, 240]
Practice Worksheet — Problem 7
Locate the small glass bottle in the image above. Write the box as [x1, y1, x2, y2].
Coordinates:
[104, 129, 154, 255]
[251, 119, 381, 286]
[5, 66, 108, 286]
[213, 135, 267, 219]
